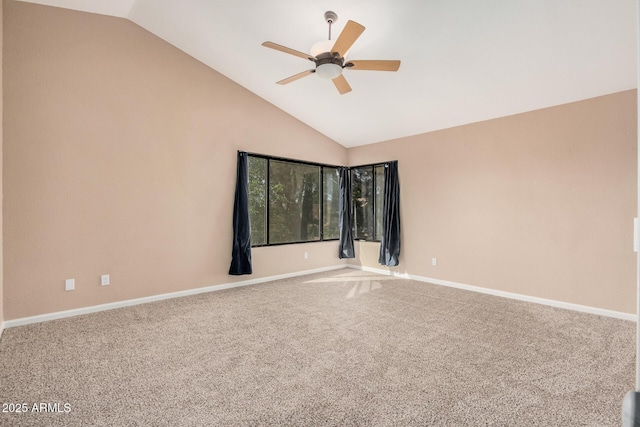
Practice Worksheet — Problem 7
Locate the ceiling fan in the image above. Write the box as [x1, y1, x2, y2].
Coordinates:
[262, 11, 401, 95]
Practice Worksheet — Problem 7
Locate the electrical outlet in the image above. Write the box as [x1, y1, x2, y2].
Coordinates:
[304, 252, 308, 259]
[432, 258, 437, 266]
[101, 275, 110, 286]
[65, 279, 75, 291]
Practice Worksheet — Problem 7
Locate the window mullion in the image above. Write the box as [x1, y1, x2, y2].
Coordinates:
[320, 167, 324, 240]
[266, 159, 270, 245]
[372, 166, 376, 241]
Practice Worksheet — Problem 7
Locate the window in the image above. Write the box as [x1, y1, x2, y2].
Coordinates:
[246, 153, 387, 246]
[352, 164, 385, 241]
[247, 155, 340, 246]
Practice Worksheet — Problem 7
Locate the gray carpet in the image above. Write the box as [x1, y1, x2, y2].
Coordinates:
[0, 268, 634, 426]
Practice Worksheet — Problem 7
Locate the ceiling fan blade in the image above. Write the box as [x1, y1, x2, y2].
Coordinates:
[262, 42, 315, 61]
[332, 74, 352, 95]
[276, 69, 315, 85]
[331, 20, 365, 57]
[347, 60, 401, 72]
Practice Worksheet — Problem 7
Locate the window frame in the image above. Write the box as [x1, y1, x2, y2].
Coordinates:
[247, 152, 341, 247]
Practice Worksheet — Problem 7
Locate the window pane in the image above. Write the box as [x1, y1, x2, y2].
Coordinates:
[248, 156, 267, 246]
[323, 167, 340, 240]
[352, 166, 374, 240]
[269, 161, 320, 244]
[375, 165, 384, 240]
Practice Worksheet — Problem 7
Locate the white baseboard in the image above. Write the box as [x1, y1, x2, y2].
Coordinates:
[4, 264, 348, 329]
[347, 264, 636, 322]
[0, 321, 4, 340]
[6, 263, 633, 329]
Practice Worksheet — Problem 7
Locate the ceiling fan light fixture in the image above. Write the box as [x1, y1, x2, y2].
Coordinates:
[316, 62, 343, 79]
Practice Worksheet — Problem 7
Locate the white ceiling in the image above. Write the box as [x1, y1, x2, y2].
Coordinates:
[18, 0, 639, 147]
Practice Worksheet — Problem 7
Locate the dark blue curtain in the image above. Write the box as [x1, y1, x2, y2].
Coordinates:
[378, 161, 401, 267]
[338, 167, 355, 259]
[229, 152, 252, 275]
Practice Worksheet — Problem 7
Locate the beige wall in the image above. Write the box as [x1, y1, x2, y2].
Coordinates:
[3, 1, 347, 320]
[348, 90, 637, 314]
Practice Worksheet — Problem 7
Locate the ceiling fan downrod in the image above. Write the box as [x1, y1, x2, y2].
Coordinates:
[324, 11, 338, 40]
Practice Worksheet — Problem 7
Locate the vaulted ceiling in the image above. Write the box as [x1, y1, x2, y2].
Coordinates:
[17, 0, 638, 147]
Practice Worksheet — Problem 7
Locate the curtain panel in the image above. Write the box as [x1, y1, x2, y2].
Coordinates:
[378, 161, 401, 267]
[338, 167, 355, 259]
[229, 151, 253, 275]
